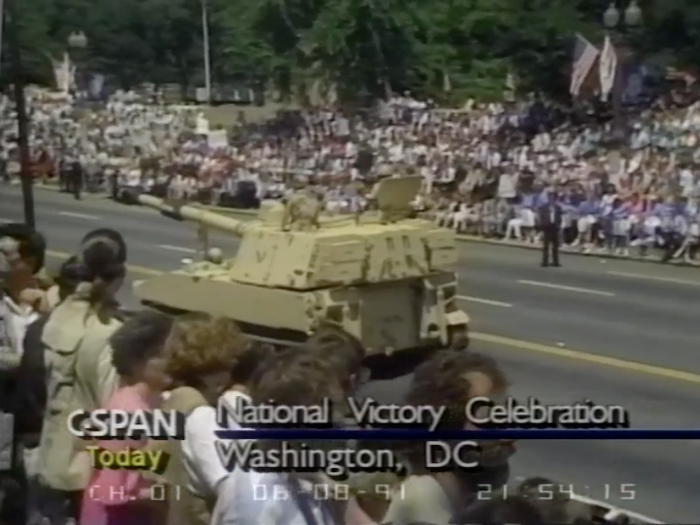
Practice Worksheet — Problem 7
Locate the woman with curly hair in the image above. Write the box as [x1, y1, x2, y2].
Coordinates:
[143, 314, 268, 525]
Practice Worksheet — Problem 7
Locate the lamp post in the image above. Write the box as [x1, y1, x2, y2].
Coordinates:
[201, 0, 212, 104]
[67, 31, 88, 93]
[6, 0, 34, 227]
[602, 1, 642, 146]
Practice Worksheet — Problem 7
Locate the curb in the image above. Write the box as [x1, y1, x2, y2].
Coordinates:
[452, 234, 699, 268]
[31, 186, 699, 269]
[187, 205, 697, 269]
[34, 183, 111, 199]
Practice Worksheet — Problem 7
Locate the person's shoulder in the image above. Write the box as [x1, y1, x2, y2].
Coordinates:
[213, 467, 265, 518]
[165, 385, 209, 413]
[383, 475, 451, 524]
[400, 475, 445, 496]
[104, 385, 149, 410]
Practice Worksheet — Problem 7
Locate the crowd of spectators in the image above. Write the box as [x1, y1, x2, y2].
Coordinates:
[3, 83, 700, 264]
[0, 221, 662, 525]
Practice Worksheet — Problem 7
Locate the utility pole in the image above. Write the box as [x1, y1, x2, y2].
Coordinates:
[201, 0, 212, 103]
[6, 0, 35, 227]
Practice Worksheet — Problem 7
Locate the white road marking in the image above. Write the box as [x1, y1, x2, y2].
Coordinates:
[517, 279, 615, 297]
[158, 244, 196, 254]
[58, 211, 99, 220]
[607, 270, 700, 287]
[457, 295, 513, 308]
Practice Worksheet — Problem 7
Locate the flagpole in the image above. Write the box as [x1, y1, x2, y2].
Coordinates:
[6, 0, 35, 227]
[602, 1, 643, 148]
[0, 0, 4, 77]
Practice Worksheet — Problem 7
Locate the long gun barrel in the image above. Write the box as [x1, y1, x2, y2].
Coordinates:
[137, 194, 250, 237]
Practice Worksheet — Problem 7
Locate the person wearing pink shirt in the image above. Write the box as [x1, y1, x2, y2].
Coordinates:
[80, 311, 174, 525]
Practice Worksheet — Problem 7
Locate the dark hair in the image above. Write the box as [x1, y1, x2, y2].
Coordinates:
[399, 351, 508, 468]
[0, 222, 46, 274]
[251, 353, 343, 463]
[306, 323, 364, 374]
[517, 477, 573, 523]
[56, 256, 89, 300]
[458, 495, 544, 525]
[110, 310, 174, 377]
[305, 323, 366, 390]
[252, 352, 341, 407]
[80, 228, 127, 278]
[229, 341, 274, 386]
[408, 351, 506, 431]
[78, 229, 127, 303]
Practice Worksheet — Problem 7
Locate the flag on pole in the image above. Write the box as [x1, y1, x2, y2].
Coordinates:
[50, 52, 76, 94]
[504, 70, 516, 101]
[88, 73, 105, 99]
[443, 71, 452, 92]
[505, 71, 516, 91]
[570, 33, 599, 97]
[598, 34, 618, 101]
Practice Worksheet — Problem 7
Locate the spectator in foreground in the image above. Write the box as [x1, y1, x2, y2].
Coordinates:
[15, 256, 84, 525]
[384, 350, 513, 525]
[80, 309, 174, 525]
[34, 228, 127, 525]
[210, 351, 347, 525]
[163, 315, 261, 525]
[0, 223, 48, 370]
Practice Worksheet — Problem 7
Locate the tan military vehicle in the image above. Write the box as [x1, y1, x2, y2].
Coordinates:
[134, 175, 469, 356]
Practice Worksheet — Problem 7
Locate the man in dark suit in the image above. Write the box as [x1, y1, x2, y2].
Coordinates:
[538, 192, 563, 267]
[68, 160, 83, 200]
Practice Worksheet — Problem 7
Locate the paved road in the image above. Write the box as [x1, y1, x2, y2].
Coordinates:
[2, 185, 699, 521]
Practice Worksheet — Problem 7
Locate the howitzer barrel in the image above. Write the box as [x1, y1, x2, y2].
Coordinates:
[137, 194, 250, 236]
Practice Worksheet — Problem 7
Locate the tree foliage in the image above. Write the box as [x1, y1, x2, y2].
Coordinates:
[7, 0, 700, 102]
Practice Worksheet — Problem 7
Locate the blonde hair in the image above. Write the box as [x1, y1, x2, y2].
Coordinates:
[163, 314, 248, 385]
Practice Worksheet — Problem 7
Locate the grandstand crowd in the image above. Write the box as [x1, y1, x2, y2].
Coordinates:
[0, 220, 651, 525]
[3, 83, 700, 263]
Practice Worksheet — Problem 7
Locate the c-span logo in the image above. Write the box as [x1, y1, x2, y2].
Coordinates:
[68, 409, 185, 440]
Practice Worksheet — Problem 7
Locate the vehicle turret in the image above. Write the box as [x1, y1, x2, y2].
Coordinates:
[134, 176, 470, 356]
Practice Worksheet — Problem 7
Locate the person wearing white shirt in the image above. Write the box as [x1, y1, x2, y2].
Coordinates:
[182, 389, 252, 499]
[210, 352, 347, 525]
[181, 342, 271, 502]
[0, 224, 48, 370]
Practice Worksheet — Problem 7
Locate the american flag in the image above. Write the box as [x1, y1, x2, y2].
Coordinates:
[570, 33, 599, 97]
[598, 34, 618, 101]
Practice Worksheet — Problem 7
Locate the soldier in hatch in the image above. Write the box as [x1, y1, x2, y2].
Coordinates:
[282, 179, 322, 231]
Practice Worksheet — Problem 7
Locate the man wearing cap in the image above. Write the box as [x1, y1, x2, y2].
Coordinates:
[282, 183, 322, 231]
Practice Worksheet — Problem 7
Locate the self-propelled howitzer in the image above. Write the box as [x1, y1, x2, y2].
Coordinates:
[134, 176, 470, 356]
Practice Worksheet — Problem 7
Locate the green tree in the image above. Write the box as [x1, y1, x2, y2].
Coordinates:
[7, 0, 694, 101]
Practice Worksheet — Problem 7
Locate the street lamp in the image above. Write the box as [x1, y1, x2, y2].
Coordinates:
[6, 0, 35, 227]
[68, 31, 88, 93]
[603, 1, 642, 29]
[67, 31, 88, 49]
[602, 1, 642, 145]
[201, 0, 212, 104]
